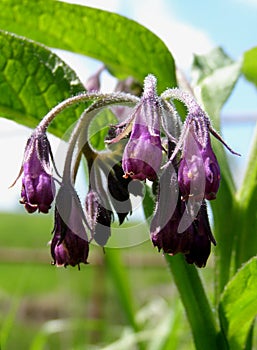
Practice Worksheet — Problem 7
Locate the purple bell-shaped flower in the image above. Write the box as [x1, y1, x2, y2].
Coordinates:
[178, 111, 221, 201]
[51, 208, 89, 268]
[122, 75, 163, 181]
[19, 131, 55, 213]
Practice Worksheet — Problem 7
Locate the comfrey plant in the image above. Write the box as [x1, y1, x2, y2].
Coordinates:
[15, 74, 238, 269]
[2, 3, 257, 349]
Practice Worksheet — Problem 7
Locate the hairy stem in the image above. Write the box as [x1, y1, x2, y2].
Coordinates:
[37, 92, 138, 131]
[62, 96, 138, 184]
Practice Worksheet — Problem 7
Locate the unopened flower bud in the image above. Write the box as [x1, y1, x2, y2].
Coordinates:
[85, 66, 104, 92]
[85, 189, 112, 246]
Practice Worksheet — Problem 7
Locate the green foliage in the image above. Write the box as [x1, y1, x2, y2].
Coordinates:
[192, 47, 241, 130]
[192, 46, 257, 349]
[0, 0, 176, 93]
[142, 184, 156, 221]
[165, 254, 223, 350]
[242, 47, 257, 87]
[89, 109, 117, 150]
[105, 249, 139, 333]
[0, 30, 86, 137]
[235, 124, 257, 266]
[0, 1, 257, 350]
[0, 214, 187, 350]
[219, 258, 257, 350]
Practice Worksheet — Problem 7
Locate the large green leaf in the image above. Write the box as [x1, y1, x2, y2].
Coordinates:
[219, 257, 257, 350]
[242, 47, 257, 88]
[0, 0, 176, 92]
[0, 30, 86, 137]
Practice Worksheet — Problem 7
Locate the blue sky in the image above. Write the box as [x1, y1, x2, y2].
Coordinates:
[170, 0, 257, 59]
[0, 0, 256, 211]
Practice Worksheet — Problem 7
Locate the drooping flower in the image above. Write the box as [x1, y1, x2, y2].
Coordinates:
[51, 183, 89, 268]
[14, 72, 241, 269]
[85, 189, 112, 246]
[151, 197, 191, 255]
[150, 162, 216, 267]
[177, 110, 220, 201]
[184, 203, 216, 267]
[150, 162, 188, 257]
[51, 208, 89, 268]
[151, 197, 216, 267]
[122, 74, 163, 181]
[108, 162, 143, 224]
[19, 131, 55, 213]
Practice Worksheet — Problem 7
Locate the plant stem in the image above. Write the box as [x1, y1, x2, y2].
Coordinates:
[37, 92, 138, 131]
[165, 254, 228, 350]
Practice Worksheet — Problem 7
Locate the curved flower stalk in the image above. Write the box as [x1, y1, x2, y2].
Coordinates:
[14, 74, 239, 268]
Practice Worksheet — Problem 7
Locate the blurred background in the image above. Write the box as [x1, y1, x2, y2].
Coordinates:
[0, 0, 256, 349]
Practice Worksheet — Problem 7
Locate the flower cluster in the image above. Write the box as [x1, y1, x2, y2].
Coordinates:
[15, 73, 238, 268]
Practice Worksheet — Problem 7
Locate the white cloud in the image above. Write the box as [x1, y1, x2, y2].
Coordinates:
[235, 0, 257, 7]
[64, 0, 214, 72]
[131, 0, 214, 72]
